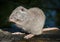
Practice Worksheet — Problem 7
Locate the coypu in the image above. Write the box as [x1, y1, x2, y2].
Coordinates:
[9, 6, 59, 39]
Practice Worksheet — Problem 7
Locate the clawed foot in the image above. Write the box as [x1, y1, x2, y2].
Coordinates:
[12, 32, 25, 35]
[12, 32, 34, 39]
[24, 34, 34, 39]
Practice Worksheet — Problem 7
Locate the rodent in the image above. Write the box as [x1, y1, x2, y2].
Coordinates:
[9, 6, 59, 39]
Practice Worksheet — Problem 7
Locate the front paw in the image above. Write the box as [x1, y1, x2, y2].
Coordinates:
[24, 34, 34, 39]
[12, 32, 25, 35]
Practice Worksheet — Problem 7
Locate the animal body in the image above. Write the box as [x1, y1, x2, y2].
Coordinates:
[9, 6, 59, 39]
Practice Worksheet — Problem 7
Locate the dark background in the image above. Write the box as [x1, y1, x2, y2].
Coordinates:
[0, 0, 60, 32]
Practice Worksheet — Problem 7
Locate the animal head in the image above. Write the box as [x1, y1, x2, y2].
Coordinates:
[9, 6, 30, 25]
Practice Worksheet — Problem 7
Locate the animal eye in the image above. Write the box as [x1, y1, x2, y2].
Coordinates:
[16, 19, 19, 21]
[21, 8, 24, 11]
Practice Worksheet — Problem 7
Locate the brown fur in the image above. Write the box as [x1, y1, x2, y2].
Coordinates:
[9, 6, 46, 35]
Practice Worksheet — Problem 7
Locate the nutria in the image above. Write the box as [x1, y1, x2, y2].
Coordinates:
[9, 6, 59, 39]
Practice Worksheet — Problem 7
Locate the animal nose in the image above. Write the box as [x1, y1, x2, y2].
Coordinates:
[8, 20, 15, 24]
[9, 17, 15, 23]
[8, 19, 16, 24]
[9, 18, 12, 22]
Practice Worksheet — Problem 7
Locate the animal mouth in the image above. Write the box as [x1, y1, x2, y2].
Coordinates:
[9, 19, 16, 24]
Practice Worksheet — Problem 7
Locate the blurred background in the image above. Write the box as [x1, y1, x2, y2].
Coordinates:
[0, 0, 60, 32]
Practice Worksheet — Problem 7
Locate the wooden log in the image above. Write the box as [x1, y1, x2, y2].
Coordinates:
[0, 29, 60, 42]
